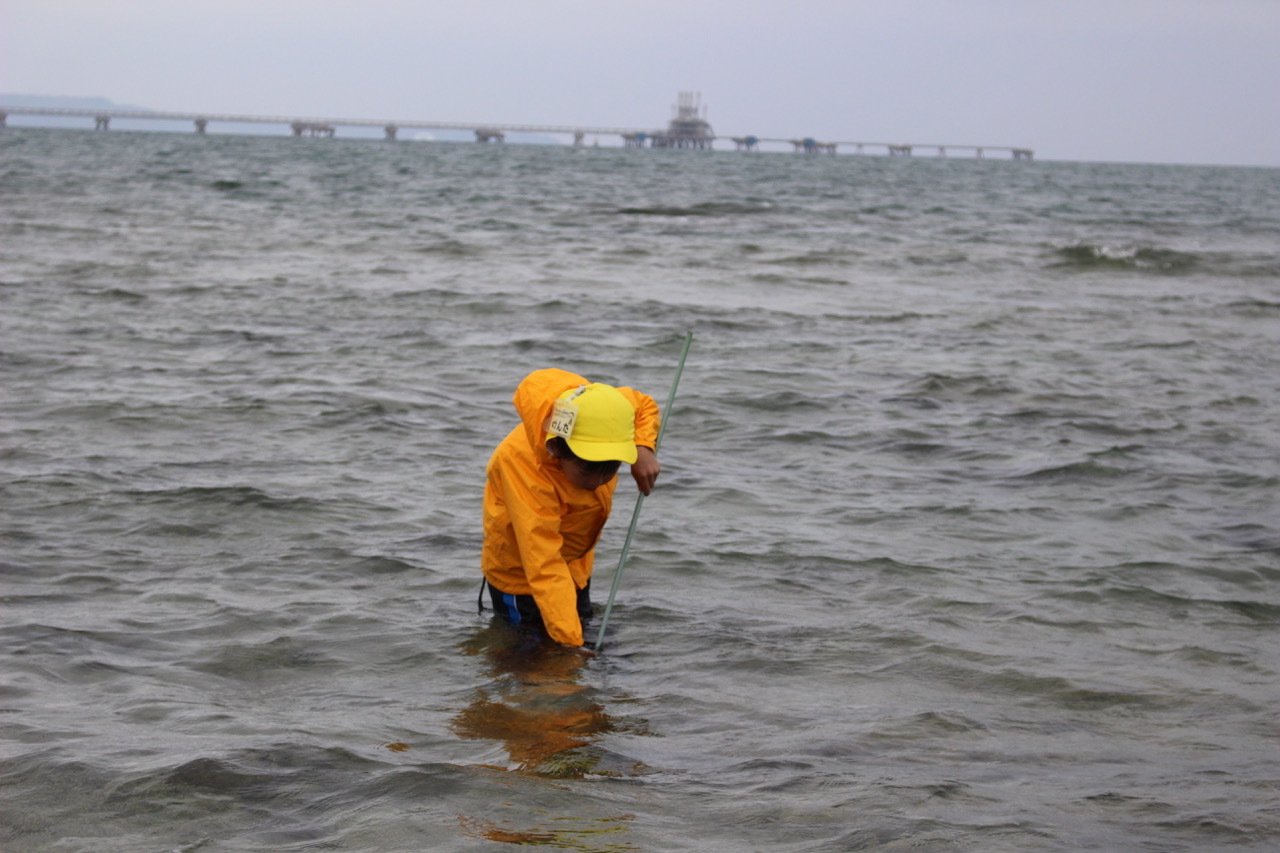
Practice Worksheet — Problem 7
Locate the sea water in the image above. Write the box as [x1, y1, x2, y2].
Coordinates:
[2, 127, 1279, 851]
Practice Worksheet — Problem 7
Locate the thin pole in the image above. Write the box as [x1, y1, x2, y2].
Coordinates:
[594, 331, 693, 651]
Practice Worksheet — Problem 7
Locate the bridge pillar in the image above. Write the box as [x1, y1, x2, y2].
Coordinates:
[1012, 148, 1034, 161]
[791, 138, 835, 154]
[385, 124, 398, 140]
[475, 128, 505, 143]
[194, 118, 208, 134]
[573, 131, 585, 146]
[95, 115, 110, 131]
[0, 112, 6, 128]
[889, 144, 912, 156]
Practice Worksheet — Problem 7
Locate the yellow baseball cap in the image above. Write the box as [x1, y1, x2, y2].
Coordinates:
[545, 383, 637, 463]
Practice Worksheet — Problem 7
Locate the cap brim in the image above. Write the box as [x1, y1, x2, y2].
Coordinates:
[566, 438, 638, 465]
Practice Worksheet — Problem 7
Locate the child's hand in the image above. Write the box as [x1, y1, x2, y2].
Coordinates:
[630, 446, 661, 495]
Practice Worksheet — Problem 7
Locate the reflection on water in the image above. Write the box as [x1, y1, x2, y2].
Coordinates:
[458, 812, 638, 850]
[452, 623, 649, 779]
[451, 623, 651, 849]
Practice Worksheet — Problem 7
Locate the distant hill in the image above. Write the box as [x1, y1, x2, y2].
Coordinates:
[1, 94, 163, 130]
[0, 94, 564, 144]
[1, 94, 152, 111]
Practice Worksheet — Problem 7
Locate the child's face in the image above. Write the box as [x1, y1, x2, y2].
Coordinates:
[557, 456, 619, 492]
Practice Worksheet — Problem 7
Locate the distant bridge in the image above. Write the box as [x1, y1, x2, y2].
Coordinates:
[732, 135, 1033, 159]
[0, 105, 1033, 160]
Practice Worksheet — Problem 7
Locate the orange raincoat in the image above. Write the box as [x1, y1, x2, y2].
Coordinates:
[481, 368, 660, 645]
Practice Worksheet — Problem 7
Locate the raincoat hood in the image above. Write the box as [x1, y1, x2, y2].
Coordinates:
[513, 368, 593, 462]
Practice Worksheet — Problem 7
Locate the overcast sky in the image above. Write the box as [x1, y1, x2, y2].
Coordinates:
[2, 0, 1276, 165]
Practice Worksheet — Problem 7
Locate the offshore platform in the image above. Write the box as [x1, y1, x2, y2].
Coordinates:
[623, 91, 715, 150]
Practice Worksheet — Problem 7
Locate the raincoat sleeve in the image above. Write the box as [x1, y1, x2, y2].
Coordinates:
[491, 456, 588, 646]
[621, 387, 661, 450]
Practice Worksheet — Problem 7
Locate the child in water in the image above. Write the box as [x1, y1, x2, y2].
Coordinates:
[481, 368, 661, 649]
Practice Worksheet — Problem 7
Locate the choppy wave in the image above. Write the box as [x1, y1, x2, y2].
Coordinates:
[616, 201, 776, 216]
[1049, 243, 1202, 272]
